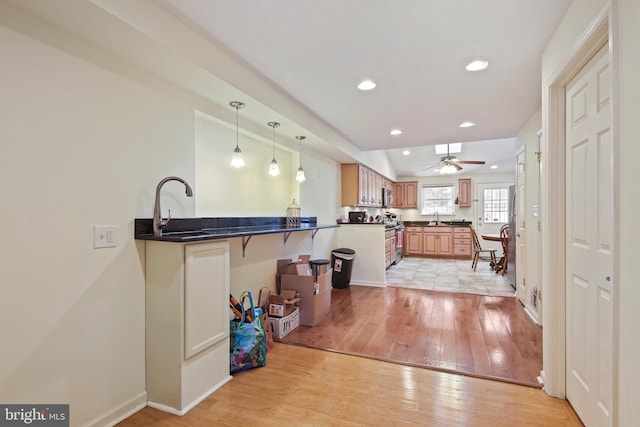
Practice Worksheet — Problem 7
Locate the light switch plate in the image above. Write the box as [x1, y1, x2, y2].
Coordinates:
[94, 225, 117, 248]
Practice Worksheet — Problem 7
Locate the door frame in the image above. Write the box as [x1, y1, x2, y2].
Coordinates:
[515, 146, 527, 306]
[541, 3, 614, 407]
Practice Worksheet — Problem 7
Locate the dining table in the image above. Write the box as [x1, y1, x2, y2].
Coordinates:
[481, 233, 508, 274]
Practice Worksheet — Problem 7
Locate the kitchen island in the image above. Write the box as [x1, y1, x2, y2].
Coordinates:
[335, 222, 405, 287]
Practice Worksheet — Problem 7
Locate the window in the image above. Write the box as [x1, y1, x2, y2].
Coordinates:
[421, 185, 455, 215]
[483, 188, 509, 223]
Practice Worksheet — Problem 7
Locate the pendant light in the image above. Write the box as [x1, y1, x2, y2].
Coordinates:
[229, 101, 245, 168]
[295, 135, 306, 182]
[267, 121, 280, 176]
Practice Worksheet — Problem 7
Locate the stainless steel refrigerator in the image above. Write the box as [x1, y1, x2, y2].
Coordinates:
[507, 185, 516, 287]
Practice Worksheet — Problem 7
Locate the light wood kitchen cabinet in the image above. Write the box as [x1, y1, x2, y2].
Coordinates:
[403, 225, 473, 258]
[385, 228, 395, 268]
[392, 181, 418, 209]
[145, 240, 231, 414]
[404, 181, 418, 208]
[458, 178, 472, 208]
[404, 226, 423, 255]
[423, 227, 452, 256]
[453, 227, 472, 259]
[342, 163, 386, 207]
[392, 182, 404, 208]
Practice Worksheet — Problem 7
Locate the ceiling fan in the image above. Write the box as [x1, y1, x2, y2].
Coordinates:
[421, 144, 486, 173]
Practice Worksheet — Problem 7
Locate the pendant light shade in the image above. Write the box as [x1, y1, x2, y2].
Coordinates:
[267, 121, 280, 176]
[229, 101, 245, 168]
[295, 135, 306, 182]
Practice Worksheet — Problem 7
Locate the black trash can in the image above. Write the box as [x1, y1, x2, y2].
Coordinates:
[331, 248, 355, 288]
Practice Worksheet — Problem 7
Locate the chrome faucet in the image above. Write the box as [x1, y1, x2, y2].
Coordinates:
[435, 211, 440, 224]
[153, 176, 194, 236]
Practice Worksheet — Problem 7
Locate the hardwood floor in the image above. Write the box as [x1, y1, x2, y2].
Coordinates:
[119, 343, 582, 426]
[280, 285, 542, 386]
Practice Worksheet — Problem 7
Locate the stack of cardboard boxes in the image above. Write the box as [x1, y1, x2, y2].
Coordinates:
[268, 255, 332, 338]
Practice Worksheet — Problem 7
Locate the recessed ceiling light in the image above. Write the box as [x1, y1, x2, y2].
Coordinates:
[459, 121, 475, 128]
[402, 150, 410, 155]
[491, 165, 498, 169]
[390, 129, 402, 136]
[466, 60, 489, 71]
[357, 80, 376, 91]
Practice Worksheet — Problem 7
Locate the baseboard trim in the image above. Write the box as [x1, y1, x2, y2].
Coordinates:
[83, 391, 147, 427]
[349, 280, 386, 287]
[148, 375, 233, 416]
[147, 401, 182, 416]
[524, 305, 540, 325]
[181, 375, 233, 415]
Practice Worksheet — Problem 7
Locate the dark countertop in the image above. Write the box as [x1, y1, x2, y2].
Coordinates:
[338, 222, 404, 230]
[135, 216, 338, 242]
[404, 220, 472, 228]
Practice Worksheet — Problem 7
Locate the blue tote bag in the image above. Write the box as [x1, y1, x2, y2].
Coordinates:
[230, 291, 267, 373]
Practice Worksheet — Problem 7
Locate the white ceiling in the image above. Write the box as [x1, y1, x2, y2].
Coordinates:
[5, 0, 573, 179]
[160, 0, 572, 177]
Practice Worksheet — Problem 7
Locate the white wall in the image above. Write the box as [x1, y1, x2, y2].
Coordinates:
[194, 111, 340, 299]
[0, 24, 195, 426]
[0, 6, 342, 426]
[396, 173, 516, 223]
[614, 0, 640, 424]
[195, 112, 295, 217]
[514, 108, 542, 319]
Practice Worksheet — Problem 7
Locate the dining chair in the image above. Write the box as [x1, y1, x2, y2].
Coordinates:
[496, 224, 509, 276]
[470, 226, 497, 271]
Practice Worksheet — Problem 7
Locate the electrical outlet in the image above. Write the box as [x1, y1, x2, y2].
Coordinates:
[94, 225, 117, 248]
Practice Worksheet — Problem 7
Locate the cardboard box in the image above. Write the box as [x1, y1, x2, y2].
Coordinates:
[268, 290, 301, 317]
[268, 307, 299, 339]
[279, 270, 332, 326]
[277, 258, 311, 276]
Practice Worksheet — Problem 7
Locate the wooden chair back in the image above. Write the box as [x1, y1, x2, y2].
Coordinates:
[470, 226, 482, 250]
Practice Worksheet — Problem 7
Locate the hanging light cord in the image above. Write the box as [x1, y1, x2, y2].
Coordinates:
[235, 105, 240, 150]
[268, 122, 280, 160]
[296, 136, 306, 166]
[272, 126, 276, 159]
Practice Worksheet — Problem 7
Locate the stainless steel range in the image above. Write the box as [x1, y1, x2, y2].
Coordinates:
[394, 225, 405, 263]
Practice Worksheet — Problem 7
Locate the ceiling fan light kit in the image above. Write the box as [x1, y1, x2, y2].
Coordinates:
[422, 143, 486, 174]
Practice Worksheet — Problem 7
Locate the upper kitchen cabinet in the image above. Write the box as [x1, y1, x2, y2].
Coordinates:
[458, 178, 472, 208]
[341, 163, 385, 207]
[392, 181, 418, 209]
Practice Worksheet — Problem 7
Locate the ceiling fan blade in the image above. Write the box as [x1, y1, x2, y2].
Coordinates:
[420, 162, 441, 171]
[457, 160, 486, 165]
[453, 163, 463, 170]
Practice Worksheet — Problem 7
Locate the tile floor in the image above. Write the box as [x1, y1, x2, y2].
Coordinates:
[386, 256, 516, 296]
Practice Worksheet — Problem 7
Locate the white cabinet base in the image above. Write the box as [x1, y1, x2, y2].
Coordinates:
[145, 240, 230, 414]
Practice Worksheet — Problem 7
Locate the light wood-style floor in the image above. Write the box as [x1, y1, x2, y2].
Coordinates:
[280, 285, 542, 386]
[119, 343, 582, 426]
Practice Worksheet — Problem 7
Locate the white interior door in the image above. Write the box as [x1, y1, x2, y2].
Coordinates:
[476, 182, 513, 253]
[515, 149, 527, 304]
[565, 44, 613, 427]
